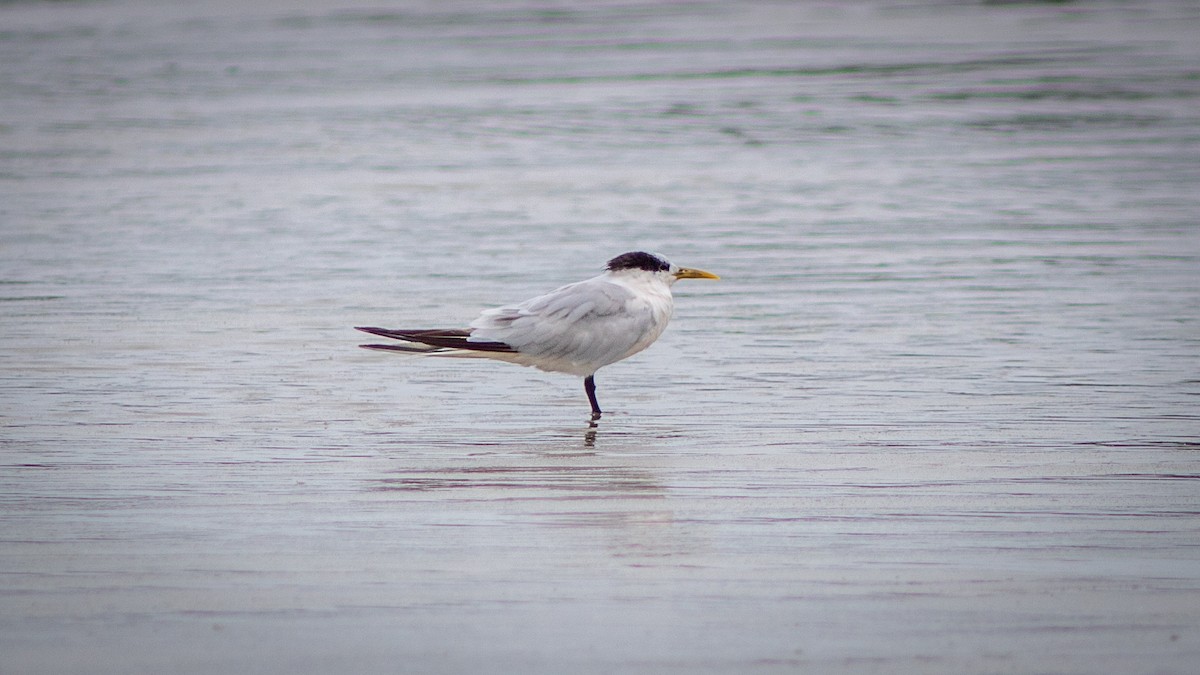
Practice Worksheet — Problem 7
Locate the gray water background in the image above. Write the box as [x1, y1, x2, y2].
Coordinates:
[2, 0, 1199, 672]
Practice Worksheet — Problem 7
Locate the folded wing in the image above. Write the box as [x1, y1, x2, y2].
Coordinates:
[468, 277, 670, 373]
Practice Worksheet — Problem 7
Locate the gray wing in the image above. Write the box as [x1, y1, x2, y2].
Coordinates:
[468, 277, 671, 373]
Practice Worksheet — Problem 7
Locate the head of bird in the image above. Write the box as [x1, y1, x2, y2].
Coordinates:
[605, 251, 720, 285]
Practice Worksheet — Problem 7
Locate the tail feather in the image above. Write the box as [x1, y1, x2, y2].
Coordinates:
[355, 326, 516, 353]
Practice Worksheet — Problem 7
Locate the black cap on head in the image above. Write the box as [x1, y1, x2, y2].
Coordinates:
[606, 251, 671, 273]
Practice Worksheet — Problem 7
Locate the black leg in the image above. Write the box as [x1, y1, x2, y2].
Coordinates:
[584, 374, 602, 418]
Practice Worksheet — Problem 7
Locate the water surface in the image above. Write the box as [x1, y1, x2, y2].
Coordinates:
[2, 0, 1199, 673]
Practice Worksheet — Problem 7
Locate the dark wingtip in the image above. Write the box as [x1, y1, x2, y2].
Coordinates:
[359, 343, 432, 353]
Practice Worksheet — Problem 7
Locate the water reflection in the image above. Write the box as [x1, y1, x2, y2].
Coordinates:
[584, 417, 599, 448]
[372, 457, 665, 500]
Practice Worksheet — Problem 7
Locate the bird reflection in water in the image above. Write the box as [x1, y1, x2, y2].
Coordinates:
[584, 416, 599, 448]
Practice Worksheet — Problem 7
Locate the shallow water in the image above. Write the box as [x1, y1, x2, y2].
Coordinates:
[2, 0, 1199, 672]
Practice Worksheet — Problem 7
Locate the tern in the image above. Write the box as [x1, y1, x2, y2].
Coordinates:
[356, 251, 719, 418]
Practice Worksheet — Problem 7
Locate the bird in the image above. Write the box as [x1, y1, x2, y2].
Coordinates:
[356, 251, 719, 418]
